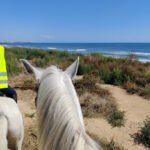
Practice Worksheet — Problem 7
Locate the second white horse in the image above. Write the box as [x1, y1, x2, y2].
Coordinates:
[0, 97, 24, 150]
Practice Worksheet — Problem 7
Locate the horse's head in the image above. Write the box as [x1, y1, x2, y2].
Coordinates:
[20, 57, 79, 85]
[20, 58, 80, 106]
[20, 57, 85, 127]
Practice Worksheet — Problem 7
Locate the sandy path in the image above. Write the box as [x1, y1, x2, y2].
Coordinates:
[85, 84, 150, 150]
[17, 89, 38, 150]
[16, 84, 150, 150]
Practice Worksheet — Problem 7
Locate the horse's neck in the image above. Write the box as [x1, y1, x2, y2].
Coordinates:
[38, 74, 85, 129]
[37, 74, 101, 150]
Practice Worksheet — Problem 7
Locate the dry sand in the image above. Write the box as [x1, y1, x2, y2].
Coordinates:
[16, 84, 150, 150]
[85, 84, 150, 150]
[17, 89, 37, 150]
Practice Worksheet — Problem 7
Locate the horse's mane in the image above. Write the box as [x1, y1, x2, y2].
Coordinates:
[37, 66, 101, 150]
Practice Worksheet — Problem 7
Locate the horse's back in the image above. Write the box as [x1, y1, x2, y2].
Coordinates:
[0, 97, 18, 109]
[0, 97, 22, 122]
[0, 97, 23, 141]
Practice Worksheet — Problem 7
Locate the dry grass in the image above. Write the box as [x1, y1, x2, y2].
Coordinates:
[80, 92, 117, 117]
[9, 74, 36, 90]
[88, 132, 124, 150]
[123, 81, 138, 94]
[74, 74, 118, 118]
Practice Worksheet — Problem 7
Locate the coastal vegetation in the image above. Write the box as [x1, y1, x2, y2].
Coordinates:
[6, 47, 150, 99]
[5, 47, 150, 120]
[6, 47, 124, 124]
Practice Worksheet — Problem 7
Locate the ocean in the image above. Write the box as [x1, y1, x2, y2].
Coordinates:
[2, 43, 150, 62]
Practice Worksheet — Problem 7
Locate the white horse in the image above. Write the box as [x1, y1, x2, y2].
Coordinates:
[21, 58, 102, 150]
[0, 97, 24, 150]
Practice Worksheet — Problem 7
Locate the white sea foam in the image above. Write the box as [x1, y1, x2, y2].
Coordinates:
[76, 49, 86, 52]
[100, 51, 150, 60]
[67, 49, 87, 52]
[101, 52, 150, 63]
[135, 52, 150, 56]
[101, 51, 128, 56]
[48, 47, 57, 50]
[67, 49, 75, 52]
[2, 44, 11, 48]
[139, 58, 150, 63]
[16, 45, 25, 48]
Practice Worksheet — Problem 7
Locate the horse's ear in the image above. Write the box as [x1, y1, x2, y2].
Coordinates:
[20, 59, 43, 82]
[65, 57, 79, 79]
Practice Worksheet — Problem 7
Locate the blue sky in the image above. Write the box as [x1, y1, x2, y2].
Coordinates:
[1, 0, 150, 42]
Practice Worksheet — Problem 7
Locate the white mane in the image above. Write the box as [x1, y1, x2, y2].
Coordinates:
[37, 66, 101, 150]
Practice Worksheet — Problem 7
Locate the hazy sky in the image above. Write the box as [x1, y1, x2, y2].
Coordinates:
[1, 0, 150, 42]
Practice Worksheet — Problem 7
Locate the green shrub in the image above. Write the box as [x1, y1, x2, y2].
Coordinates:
[57, 50, 70, 57]
[105, 56, 117, 62]
[99, 67, 129, 85]
[5, 50, 22, 76]
[107, 110, 125, 127]
[32, 57, 49, 68]
[133, 117, 150, 148]
[78, 64, 94, 75]
[140, 117, 150, 147]
[111, 68, 125, 85]
[98, 67, 112, 84]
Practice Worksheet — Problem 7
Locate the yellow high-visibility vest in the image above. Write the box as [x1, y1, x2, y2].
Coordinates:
[0, 45, 8, 89]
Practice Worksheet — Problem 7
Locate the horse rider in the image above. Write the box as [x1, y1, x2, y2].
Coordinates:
[0, 45, 17, 102]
